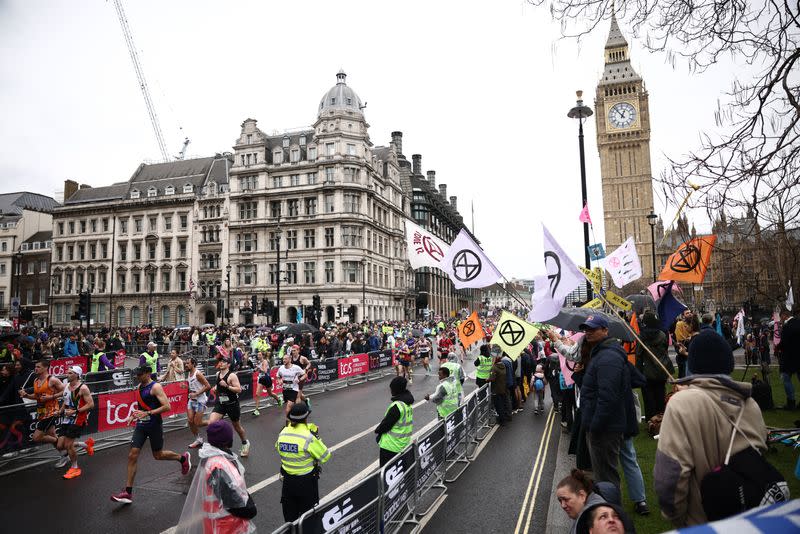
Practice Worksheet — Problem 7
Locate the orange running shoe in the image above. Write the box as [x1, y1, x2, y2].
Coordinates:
[63, 467, 82, 479]
[85, 438, 95, 456]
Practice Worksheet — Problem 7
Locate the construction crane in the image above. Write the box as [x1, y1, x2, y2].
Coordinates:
[112, 0, 170, 162]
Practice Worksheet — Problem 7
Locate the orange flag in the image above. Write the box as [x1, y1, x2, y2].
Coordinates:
[624, 312, 639, 365]
[658, 235, 717, 284]
[457, 311, 485, 349]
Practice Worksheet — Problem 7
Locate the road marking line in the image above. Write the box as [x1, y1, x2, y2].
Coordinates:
[418, 493, 448, 532]
[513, 408, 555, 534]
[523, 407, 557, 534]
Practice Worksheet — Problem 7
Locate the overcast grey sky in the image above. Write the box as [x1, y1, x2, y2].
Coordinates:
[0, 0, 737, 278]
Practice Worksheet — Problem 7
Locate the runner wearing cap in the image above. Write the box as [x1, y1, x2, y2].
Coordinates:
[56, 366, 95, 479]
[275, 402, 331, 521]
[111, 365, 191, 504]
[209, 357, 250, 457]
[289, 345, 311, 404]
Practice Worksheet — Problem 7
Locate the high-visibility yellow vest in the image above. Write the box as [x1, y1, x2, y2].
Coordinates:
[378, 401, 413, 453]
[475, 355, 493, 380]
[442, 362, 463, 395]
[142, 351, 159, 375]
[90, 351, 104, 373]
[436, 380, 459, 419]
[275, 423, 331, 476]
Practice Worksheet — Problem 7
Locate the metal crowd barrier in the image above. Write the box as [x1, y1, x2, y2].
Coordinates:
[271, 384, 494, 534]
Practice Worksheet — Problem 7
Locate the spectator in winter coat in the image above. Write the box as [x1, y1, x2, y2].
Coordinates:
[576, 316, 632, 489]
[654, 327, 775, 527]
[635, 312, 672, 420]
[63, 334, 79, 357]
[777, 307, 800, 409]
[488, 355, 511, 425]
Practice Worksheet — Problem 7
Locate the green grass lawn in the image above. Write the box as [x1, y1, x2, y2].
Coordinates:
[625, 367, 800, 533]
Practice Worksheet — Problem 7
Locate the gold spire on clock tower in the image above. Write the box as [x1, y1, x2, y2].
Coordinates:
[595, 12, 656, 286]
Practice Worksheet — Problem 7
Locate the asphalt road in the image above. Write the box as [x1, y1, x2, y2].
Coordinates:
[421, 393, 561, 534]
[1, 361, 479, 532]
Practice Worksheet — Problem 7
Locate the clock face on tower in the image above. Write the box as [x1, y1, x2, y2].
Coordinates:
[608, 102, 637, 129]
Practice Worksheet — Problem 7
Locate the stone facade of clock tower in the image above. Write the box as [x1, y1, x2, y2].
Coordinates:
[595, 15, 656, 285]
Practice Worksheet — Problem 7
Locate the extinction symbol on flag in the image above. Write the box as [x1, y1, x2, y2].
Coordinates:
[452, 250, 482, 282]
[544, 252, 561, 298]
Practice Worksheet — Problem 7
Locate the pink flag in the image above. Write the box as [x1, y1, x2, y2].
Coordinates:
[559, 354, 574, 386]
[579, 202, 592, 225]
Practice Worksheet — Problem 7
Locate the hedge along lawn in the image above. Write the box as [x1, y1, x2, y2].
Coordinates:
[625, 367, 800, 533]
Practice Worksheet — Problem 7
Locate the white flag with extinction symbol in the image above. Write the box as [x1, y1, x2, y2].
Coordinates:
[442, 229, 503, 289]
[404, 219, 450, 270]
[604, 236, 642, 288]
[529, 225, 585, 322]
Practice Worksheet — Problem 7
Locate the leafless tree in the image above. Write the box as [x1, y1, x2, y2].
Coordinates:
[530, 0, 800, 300]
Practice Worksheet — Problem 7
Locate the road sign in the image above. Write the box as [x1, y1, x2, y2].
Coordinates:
[10, 297, 20, 318]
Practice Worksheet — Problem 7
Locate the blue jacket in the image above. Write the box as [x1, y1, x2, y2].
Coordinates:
[580, 337, 631, 434]
[63, 339, 79, 356]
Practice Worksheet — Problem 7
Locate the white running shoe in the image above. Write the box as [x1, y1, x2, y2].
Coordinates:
[240, 442, 250, 457]
[188, 437, 204, 449]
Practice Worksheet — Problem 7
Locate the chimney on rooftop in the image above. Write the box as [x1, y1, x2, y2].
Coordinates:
[412, 154, 422, 175]
[439, 184, 447, 200]
[426, 170, 436, 189]
[391, 131, 403, 156]
[449, 196, 457, 211]
[79, 184, 92, 190]
[64, 180, 79, 202]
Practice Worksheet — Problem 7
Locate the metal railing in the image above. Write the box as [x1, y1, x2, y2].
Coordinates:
[271, 384, 494, 534]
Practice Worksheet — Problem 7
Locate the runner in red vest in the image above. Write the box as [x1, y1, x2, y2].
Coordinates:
[56, 366, 95, 479]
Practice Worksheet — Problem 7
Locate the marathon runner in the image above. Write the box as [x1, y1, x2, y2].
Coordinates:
[289, 344, 311, 405]
[209, 356, 250, 457]
[417, 336, 433, 375]
[396, 338, 413, 384]
[275, 354, 306, 419]
[254, 351, 281, 416]
[111, 365, 190, 504]
[56, 365, 95, 479]
[19, 360, 65, 460]
[185, 357, 211, 449]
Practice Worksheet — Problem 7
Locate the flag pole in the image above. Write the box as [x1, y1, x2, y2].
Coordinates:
[498, 275, 531, 310]
[574, 272, 676, 383]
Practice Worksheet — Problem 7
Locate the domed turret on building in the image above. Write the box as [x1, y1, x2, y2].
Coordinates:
[318, 70, 364, 118]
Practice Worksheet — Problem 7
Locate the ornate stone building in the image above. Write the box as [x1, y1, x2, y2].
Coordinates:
[226, 71, 414, 324]
[595, 14, 657, 283]
[50, 156, 231, 328]
[0, 192, 58, 322]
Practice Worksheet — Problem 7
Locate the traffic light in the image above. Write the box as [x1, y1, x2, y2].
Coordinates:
[260, 298, 268, 315]
[217, 299, 224, 317]
[265, 300, 275, 317]
[251, 295, 258, 312]
[312, 294, 321, 310]
[78, 291, 90, 319]
[347, 305, 356, 319]
[337, 304, 342, 318]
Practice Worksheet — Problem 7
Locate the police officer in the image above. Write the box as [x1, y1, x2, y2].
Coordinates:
[425, 367, 459, 419]
[139, 342, 159, 379]
[374, 377, 414, 466]
[275, 402, 331, 521]
[474, 344, 493, 388]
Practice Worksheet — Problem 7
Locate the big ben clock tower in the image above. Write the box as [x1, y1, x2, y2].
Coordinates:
[595, 14, 656, 284]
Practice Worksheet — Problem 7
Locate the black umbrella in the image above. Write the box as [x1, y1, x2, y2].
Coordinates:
[625, 294, 657, 316]
[274, 323, 319, 337]
[546, 307, 635, 342]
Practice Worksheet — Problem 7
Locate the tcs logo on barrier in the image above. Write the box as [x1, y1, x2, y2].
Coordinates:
[418, 438, 433, 469]
[384, 460, 405, 499]
[337, 354, 369, 379]
[98, 381, 188, 431]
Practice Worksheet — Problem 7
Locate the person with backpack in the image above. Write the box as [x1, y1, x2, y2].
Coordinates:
[654, 327, 788, 527]
[532, 364, 547, 415]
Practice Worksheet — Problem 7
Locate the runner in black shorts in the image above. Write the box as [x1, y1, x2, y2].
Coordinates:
[254, 351, 281, 416]
[209, 357, 250, 457]
[275, 354, 306, 418]
[110, 366, 190, 505]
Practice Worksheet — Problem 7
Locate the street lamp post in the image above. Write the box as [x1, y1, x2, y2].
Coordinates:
[14, 250, 23, 323]
[275, 222, 282, 325]
[361, 258, 367, 322]
[225, 264, 232, 326]
[145, 265, 155, 326]
[568, 90, 594, 301]
[647, 211, 658, 282]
